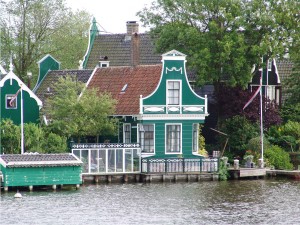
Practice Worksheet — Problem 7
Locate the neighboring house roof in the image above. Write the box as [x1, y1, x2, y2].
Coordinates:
[34, 69, 93, 104]
[85, 33, 162, 69]
[276, 59, 294, 103]
[0, 153, 82, 168]
[251, 58, 280, 85]
[86, 65, 162, 115]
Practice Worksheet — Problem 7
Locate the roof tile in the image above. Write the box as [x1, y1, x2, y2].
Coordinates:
[88, 65, 162, 115]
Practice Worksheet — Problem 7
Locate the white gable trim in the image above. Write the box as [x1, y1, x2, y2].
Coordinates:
[0, 71, 43, 109]
[37, 54, 60, 65]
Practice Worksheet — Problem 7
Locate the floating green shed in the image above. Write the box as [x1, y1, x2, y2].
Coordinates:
[0, 153, 82, 191]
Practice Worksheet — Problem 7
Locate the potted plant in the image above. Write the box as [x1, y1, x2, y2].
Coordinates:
[244, 154, 254, 168]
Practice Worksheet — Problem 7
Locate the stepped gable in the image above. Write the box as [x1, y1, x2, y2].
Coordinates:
[88, 64, 162, 115]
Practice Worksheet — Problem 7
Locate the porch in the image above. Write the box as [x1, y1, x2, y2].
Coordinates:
[71, 143, 219, 179]
[71, 143, 141, 174]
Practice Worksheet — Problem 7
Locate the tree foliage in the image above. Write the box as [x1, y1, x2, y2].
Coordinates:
[138, 0, 300, 87]
[267, 121, 300, 152]
[44, 76, 117, 142]
[265, 145, 293, 170]
[219, 115, 259, 158]
[217, 85, 282, 128]
[0, 119, 68, 154]
[0, 119, 20, 154]
[0, 0, 91, 82]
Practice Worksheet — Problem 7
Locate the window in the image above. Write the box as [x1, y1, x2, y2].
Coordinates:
[6, 95, 17, 109]
[123, 124, 131, 143]
[166, 124, 181, 153]
[192, 124, 199, 153]
[167, 81, 180, 105]
[267, 59, 272, 71]
[139, 124, 154, 153]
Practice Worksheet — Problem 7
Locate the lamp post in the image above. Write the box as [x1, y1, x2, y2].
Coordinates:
[27, 72, 32, 89]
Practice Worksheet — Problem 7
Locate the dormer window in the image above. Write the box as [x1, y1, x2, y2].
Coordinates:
[99, 56, 109, 68]
[120, 84, 128, 94]
[99, 61, 109, 68]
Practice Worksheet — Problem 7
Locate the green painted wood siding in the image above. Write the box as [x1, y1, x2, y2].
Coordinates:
[1, 166, 82, 187]
[143, 59, 205, 108]
[141, 120, 204, 159]
[36, 55, 60, 88]
[1, 79, 40, 124]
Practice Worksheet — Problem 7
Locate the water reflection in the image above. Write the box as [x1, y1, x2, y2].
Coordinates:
[1, 179, 300, 225]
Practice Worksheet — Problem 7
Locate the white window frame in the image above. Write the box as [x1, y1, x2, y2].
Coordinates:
[165, 123, 182, 154]
[267, 59, 272, 71]
[123, 123, 131, 143]
[99, 61, 110, 68]
[192, 123, 199, 153]
[5, 94, 17, 109]
[138, 124, 155, 154]
[166, 80, 181, 106]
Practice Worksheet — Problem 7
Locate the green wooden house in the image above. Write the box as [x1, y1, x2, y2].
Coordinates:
[0, 153, 82, 191]
[0, 64, 42, 125]
[86, 50, 208, 160]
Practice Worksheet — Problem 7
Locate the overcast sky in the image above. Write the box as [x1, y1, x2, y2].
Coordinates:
[65, 0, 153, 34]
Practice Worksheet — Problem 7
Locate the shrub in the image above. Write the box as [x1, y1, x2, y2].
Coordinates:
[265, 145, 293, 170]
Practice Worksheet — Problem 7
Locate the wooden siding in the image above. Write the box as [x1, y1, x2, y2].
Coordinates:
[0, 79, 40, 124]
[141, 119, 204, 159]
[1, 166, 82, 187]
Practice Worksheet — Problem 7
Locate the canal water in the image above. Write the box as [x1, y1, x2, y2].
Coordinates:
[1, 178, 300, 225]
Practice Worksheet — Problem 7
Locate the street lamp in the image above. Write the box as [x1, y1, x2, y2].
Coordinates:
[27, 72, 32, 89]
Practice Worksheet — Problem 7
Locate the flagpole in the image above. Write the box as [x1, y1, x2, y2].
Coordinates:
[259, 71, 264, 168]
[20, 84, 24, 154]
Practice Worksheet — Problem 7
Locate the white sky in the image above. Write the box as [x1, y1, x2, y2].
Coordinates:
[65, 0, 154, 34]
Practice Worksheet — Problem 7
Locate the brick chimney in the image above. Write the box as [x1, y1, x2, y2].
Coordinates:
[131, 33, 140, 66]
[126, 21, 139, 35]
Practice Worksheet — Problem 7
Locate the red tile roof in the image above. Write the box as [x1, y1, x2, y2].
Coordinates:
[88, 65, 162, 115]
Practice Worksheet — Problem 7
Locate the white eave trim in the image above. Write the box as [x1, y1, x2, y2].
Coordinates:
[0, 71, 43, 108]
[136, 113, 209, 121]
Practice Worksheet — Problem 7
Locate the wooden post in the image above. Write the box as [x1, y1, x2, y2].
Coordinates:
[123, 174, 128, 183]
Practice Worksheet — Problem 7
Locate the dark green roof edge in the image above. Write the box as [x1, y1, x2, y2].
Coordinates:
[83, 18, 99, 69]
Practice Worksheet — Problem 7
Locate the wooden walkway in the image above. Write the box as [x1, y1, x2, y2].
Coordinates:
[82, 172, 219, 184]
[228, 168, 267, 179]
[266, 170, 300, 180]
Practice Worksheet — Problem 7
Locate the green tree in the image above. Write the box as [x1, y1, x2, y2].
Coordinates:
[138, 0, 299, 88]
[0, 0, 91, 82]
[265, 145, 293, 170]
[267, 121, 300, 152]
[41, 132, 68, 153]
[24, 122, 44, 152]
[0, 119, 20, 154]
[45, 76, 117, 142]
[220, 115, 259, 158]
[79, 88, 118, 142]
